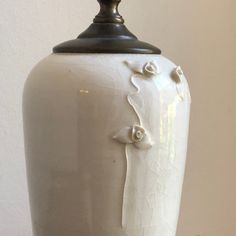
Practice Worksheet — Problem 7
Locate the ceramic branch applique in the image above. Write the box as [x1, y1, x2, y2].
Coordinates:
[112, 60, 190, 232]
[113, 60, 161, 228]
[113, 61, 161, 148]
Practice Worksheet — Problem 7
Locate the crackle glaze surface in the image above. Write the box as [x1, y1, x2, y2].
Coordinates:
[23, 54, 191, 236]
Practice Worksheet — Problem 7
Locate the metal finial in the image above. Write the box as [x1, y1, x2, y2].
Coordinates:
[94, 0, 124, 24]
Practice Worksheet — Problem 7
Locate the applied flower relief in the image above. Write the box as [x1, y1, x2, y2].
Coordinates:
[171, 66, 190, 101]
[125, 60, 161, 78]
[113, 125, 154, 150]
[171, 66, 184, 83]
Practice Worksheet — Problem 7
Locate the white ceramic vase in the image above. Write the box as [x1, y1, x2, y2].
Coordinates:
[23, 0, 191, 235]
[23, 53, 191, 236]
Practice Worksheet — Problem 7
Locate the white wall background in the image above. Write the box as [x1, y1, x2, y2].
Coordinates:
[0, 0, 235, 235]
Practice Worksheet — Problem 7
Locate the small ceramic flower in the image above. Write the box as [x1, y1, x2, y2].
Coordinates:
[125, 60, 160, 78]
[131, 125, 145, 142]
[113, 125, 154, 149]
[143, 61, 160, 77]
[171, 66, 184, 83]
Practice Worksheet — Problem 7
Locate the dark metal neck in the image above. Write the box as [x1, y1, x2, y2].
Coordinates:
[94, 0, 124, 24]
[53, 0, 161, 54]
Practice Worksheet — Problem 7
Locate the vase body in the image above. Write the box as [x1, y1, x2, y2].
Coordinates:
[23, 53, 191, 236]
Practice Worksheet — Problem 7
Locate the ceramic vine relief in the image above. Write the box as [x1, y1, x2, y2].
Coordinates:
[113, 60, 160, 148]
[112, 60, 190, 231]
[113, 60, 161, 228]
